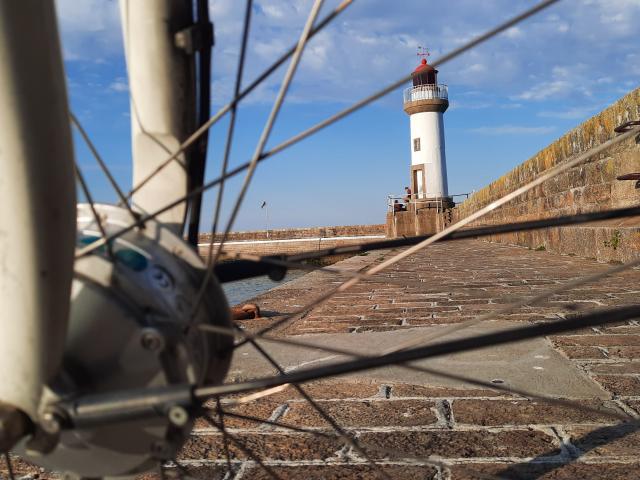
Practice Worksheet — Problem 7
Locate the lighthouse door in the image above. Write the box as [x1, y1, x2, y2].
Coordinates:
[412, 166, 426, 200]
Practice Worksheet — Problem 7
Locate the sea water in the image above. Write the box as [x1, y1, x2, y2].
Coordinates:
[221, 270, 307, 306]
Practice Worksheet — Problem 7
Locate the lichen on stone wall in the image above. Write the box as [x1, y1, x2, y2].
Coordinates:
[454, 87, 640, 263]
[458, 87, 640, 218]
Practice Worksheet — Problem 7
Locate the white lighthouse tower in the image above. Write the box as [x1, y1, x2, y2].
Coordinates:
[403, 53, 450, 204]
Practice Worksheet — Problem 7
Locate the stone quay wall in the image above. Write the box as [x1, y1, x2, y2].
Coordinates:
[198, 224, 385, 258]
[454, 87, 640, 263]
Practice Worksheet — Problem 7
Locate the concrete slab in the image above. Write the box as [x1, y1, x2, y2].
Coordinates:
[229, 321, 607, 398]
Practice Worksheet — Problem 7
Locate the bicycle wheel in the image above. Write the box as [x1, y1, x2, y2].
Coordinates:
[1, 1, 639, 479]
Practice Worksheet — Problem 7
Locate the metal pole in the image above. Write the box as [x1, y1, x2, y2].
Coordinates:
[265, 204, 270, 239]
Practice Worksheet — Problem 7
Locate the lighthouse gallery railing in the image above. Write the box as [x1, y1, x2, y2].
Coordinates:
[403, 84, 448, 103]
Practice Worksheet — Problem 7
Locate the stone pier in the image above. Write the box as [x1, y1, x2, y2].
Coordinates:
[172, 239, 640, 479]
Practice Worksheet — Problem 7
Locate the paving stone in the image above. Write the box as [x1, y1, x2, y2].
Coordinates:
[0, 456, 51, 478]
[568, 424, 640, 457]
[244, 463, 438, 479]
[358, 430, 559, 459]
[283, 399, 438, 427]
[555, 345, 608, 359]
[391, 384, 506, 398]
[606, 346, 640, 359]
[136, 465, 229, 480]
[452, 399, 622, 426]
[206, 239, 640, 472]
[409, 315, 476, 325]
[195, 399, 280, 429]
[449, 462, 640, 480]
[624, 400, 640, 414]
[305, 315, 364, 323]
[179, 433, 344, 461]
[588, 362, 640, 374]
[601, 325, 640, 335]
[592, 375, 640, 396]
[270, 380, 382, 401]
[553, 335, 640, 347]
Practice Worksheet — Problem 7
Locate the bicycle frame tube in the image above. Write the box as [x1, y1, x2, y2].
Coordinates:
[0, 1, 76, 419]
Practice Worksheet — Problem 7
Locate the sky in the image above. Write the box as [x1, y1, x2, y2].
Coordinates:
[56, 0, 640, 231]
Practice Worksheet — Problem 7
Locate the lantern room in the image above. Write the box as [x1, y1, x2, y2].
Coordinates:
[412, 58, 438, 86]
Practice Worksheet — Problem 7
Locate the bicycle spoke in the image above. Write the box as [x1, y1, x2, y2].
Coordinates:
[230, 384, 292, 406]
[70, 113, 138, 222]
[203, 408, 337, 438]
[213, 0, 324, 265]
[75, 0, 562, 259]
[200, 413, 282, 480]
[241, 329, 392, 480]
[4, 453, 14, 480]
[195, 304, 640, 398]
[75, 164, 114, 259]
[193, 0, 253, 316]
[215, 397, 233, 475]
[216, 251, 410, 285]
[209, 0, 252, 245]
[124, 1, 354, 202]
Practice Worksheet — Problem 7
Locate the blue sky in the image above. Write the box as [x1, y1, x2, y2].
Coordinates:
[56, 0, 640, 231]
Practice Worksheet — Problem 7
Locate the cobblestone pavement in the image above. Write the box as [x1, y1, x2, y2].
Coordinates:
[196, 240, 640, 479]
[6, 240, 640, 479]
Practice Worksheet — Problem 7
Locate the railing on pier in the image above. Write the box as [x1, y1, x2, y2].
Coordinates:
[403, 84, 448, 103]
[386, 192, 470, 214]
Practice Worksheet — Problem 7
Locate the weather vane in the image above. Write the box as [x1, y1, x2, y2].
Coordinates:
[417, 45, 430, 63]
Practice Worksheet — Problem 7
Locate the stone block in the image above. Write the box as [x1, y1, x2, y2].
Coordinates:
[179, 433, 344, 461]
[448, 462, 640, 480]
[592, 375, 640, 396]
[358, 430, 559, 459]
[588, 362, 640, 374]
[282, 399, 438, 428]
[552, 335, 640, 347]
[568, 423, 640, 457]
[452, 399, 621, 426]
[244, 464, 438, 480]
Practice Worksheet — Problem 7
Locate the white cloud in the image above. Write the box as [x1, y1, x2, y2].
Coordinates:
[504, 26, 523, 39]
[108, 77, 128, 92]
[449, 100, 493, 110]
[513, 64, 595, 101]
[55, 0, 122, 61]
[538, 105, 600, 120]
[53, 0, 640, 108]
[469, 125, 556, 135]
[515, 80, 573, 101]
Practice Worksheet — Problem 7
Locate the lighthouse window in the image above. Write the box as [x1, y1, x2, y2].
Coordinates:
[413, 137, 421, 152]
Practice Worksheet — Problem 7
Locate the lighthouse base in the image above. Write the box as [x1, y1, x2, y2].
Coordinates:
[385, 198, 454, 238]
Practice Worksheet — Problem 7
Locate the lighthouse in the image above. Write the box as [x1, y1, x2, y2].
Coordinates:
[403, 55, 449, 203]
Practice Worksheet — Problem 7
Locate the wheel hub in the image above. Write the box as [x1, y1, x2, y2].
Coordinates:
[16, 204, 232, 478]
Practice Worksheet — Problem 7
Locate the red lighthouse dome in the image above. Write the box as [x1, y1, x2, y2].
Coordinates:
[412, 58, 438, 86]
